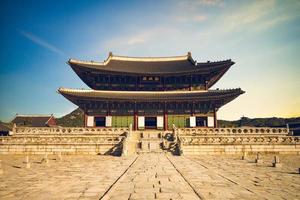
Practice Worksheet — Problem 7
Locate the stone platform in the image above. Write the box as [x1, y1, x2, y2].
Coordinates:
[1, 126, 299, 155]
[0, 153, 299, 199]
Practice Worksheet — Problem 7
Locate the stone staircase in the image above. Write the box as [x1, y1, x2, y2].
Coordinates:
[122, 129, 181, 155]
[138, 131, 163, 153]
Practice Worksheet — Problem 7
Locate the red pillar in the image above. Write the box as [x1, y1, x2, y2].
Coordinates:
[214, 109, 218, 128]
[84, 114, 87, 127]
[164, 102, 168, 131]
[164, 112, 168, 131]
[134, 112, 138, 130]
[189, 75, 192, 91]
[134, 102, 137, 130]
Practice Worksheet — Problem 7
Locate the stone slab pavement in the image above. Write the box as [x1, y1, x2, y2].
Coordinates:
[0, 154, 299, 200]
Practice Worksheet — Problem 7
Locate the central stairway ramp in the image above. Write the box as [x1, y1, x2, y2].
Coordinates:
[138, 130, 163, 153]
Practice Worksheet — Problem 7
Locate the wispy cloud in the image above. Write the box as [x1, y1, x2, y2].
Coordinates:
[175, 14, 207, 23]
[218, 0, 299, 33]
[178, 0, 223, 8]
[103, 27, 186, 54]
[18, 30, 65, 56]
[175, 0, 299, 35]
[197, 0, 223, 7]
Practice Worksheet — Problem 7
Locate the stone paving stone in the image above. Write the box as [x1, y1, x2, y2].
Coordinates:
[176, 154, 300, 200]
[0, 154, 299, 199]
[103, 154, 199, 200]
[0, 155, 136, 200]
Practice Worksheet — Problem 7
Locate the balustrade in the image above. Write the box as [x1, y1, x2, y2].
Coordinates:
[177, 127, 289, 136]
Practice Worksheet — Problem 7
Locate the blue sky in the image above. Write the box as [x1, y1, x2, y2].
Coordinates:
[0, 0, 299, 122]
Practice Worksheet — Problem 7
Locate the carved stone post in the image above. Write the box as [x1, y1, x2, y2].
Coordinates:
[0, 160, 3, 174]
[25, 155, 30, 169]
[43, 153, 49, 164]
[242, 151, 247, 160]
[255, 152, 263, 163]
[58, 152, 62, 161]
[272, 156, 282, 168]
[11, 123, 17, 135]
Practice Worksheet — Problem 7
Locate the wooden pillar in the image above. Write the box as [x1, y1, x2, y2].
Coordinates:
[189, 75, 192, 91]
[135, 76, 138, 90]
[134, 102, 138, 130]
[164, 102, 168, 131]
[214, 108, 218, 128]
[84, 113, 87, 127]
[191, 101, 195, 116]
[107, 102, 111, 115]
[108, 75, 111, 89]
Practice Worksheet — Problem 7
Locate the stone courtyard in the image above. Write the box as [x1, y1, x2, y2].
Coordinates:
[0, 153, 299, 200]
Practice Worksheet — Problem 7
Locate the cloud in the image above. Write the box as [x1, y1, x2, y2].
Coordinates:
[178, 0, 223, 8]
[19, 30, 65, 56]
[196, 0, 223, 7]
[102, 0, 300, 57]
[193, 15, 207, 22]
[105, 30, 158, 49]
[127, 33, 149, 45]
[220, 0, 300, 33]
[175, 15, 207, 23]
[103, 27, 192, 56]
[221, 0, 275, 33]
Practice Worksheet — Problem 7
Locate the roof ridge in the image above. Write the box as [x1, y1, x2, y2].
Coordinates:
[69, 52, 195, 65]
[15, 114, 52, 117]
[110, 53, 189, 62]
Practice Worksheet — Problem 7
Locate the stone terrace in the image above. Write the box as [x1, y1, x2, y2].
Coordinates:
[0, 153, 299, 200]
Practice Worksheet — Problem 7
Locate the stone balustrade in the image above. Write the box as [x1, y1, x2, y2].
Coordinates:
[0, 135, 124, 145]
[179, 135, 299, 145]
[0, 126, 298, 155]
[14, 127, 129, 135]
[175, 127, 299, 155]
[0, 126, 128, 155]
[178, 127, 289, 136]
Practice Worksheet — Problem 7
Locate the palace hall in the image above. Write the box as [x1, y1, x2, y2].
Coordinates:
[59, 52, 244, 130]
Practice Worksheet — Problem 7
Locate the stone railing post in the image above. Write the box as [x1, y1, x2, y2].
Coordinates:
[0, 160, 3, 174]
[9, 123, 17, 136]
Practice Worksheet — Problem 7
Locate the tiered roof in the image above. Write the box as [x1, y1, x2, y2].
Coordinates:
[58, 88, 244, 105]
[68, 53, 233, 75]
[68, 52, 234, 90]
[59, 52, 244, 110]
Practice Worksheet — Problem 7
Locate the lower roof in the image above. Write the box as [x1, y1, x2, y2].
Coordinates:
[58, 88, 244, 107]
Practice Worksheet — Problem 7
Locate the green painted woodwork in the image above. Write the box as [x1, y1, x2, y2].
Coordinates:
[168, 115, 190, 128]
[112, 116, 134, 127]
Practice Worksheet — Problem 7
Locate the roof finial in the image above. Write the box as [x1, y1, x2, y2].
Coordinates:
[187, 52, 192, 57]
[109, 52, 113, 57]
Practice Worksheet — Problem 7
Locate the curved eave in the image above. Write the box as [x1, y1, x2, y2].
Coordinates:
[206, 62, 234, 89]
[58, 88, 244, 107]
[68, 58, 233, 76]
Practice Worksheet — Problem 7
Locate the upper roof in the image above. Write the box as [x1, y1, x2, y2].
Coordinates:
[11, 114, 55, 127]
[58, 87, 244, 104]
[68, 52, 234, 75]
